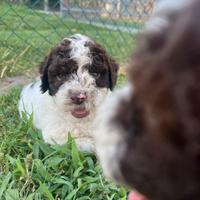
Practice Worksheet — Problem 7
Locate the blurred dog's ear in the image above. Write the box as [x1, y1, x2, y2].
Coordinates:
[39, 53, 52, 93]
[108, 57, 119, 90]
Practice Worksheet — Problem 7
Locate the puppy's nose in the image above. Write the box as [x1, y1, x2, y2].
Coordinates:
[70, 91, 87, 105]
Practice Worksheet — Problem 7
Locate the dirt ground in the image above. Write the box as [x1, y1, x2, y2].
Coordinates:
[0, 75, 36, 95]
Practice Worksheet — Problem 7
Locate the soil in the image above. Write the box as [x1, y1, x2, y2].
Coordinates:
[0, 75, 36, 95]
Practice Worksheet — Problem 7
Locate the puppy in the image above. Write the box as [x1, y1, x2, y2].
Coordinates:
[18, 34, 118, 152]
[95, 0, 200, 199]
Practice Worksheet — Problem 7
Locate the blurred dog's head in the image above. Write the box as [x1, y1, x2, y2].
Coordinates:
[39, 34, 118, 118]
[95, 1, 200, 199]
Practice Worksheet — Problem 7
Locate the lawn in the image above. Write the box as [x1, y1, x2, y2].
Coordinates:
[0, 2, 135, 78]
[0, 2, 129, 199]
[0, 84, 127, 200]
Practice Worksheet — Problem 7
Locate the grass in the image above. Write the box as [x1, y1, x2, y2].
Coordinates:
[0, 3, 129, 198]
[0, 2, 135, 78]
[0, 75, 127, 200]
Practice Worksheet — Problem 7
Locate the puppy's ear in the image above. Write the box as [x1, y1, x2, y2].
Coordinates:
[39, 53, 52, 93]
[108, 57, 119, 90]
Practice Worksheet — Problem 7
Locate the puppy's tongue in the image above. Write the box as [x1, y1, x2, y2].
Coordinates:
[71, 108, 89, 118]
[128, 191, 147, 200]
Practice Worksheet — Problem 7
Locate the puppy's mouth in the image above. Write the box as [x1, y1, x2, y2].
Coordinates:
[71, 108, 90, 118]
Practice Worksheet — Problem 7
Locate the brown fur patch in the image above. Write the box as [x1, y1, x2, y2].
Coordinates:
[39, 37, 119, 95]
[39, 39, 76, 95]
[86, 41, 119, 90]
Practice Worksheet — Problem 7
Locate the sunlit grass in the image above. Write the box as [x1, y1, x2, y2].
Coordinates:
[0, 75, 127, 200]
[0, 3, 135, 78]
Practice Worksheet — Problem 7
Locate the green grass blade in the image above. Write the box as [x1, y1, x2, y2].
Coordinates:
[37, 183, 54, 200]
[71, 137, 82, 169]
[5, 188, 19, 200]
[0, 172, 11, 199]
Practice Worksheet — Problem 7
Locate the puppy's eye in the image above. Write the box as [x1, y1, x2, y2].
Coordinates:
[56, 74, 66, 81]
[91, 72, 100, 79]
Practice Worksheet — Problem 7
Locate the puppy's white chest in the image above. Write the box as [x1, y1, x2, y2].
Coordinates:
[71, 125, 91, 138]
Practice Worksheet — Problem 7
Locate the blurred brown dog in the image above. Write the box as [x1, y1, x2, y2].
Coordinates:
[95, 0, 200, 199]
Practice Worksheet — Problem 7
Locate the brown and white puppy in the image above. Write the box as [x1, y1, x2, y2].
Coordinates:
[18, 34, 118, 152]
[95, 0, 200, 199]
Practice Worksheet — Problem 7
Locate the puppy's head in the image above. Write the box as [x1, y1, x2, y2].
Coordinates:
[96, 1, 200, 199]
[39, 34, 118, 118]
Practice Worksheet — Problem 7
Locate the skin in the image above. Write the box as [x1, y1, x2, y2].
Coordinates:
[128, 191, 148, 200]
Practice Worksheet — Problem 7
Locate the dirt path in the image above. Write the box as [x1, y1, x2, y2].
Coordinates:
[0, 75, 36, 95]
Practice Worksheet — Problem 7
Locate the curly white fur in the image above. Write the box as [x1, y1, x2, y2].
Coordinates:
[95, 85, 133, 182]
